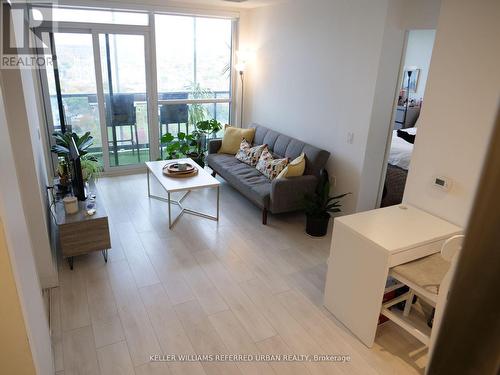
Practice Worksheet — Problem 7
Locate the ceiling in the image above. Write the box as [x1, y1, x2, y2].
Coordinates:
[172, 0, 285, 9]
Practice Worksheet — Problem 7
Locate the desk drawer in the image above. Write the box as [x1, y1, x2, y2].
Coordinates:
[389, 239, 444, 267]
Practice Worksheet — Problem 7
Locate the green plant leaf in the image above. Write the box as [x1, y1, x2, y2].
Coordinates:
[51, 144, 69, 155]
[329, 192, 352, 200]
[326, 202, 341, 210]
[161, 133, 175, 143]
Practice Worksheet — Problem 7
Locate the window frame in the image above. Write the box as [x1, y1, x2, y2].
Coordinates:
[32, 3, 239, 175]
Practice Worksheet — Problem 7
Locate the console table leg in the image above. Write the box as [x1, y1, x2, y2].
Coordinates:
[68, 257, 74, 270]
[102, 249, 108, 263]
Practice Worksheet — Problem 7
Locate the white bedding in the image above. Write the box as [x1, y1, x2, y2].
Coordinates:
[388, 127, 417, 170]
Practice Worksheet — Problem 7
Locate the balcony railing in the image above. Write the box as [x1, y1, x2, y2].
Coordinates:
[50, 90, 230, 156]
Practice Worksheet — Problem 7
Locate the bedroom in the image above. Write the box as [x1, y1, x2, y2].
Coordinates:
[381, 29, 436, 207]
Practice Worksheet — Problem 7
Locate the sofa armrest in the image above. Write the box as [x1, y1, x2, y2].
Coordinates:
[208, 139, 222, 154]
[270, 175, 318, 214]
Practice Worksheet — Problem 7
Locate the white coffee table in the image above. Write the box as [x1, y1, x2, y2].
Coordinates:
[146, 159, 220, 229]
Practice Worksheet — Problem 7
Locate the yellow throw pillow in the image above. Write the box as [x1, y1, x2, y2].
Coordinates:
[277, 153, 306, 179]
[218, 126, 256, 155]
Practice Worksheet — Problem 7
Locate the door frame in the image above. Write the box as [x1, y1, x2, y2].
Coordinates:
[93, 29, 157, 172]
[375, 30, 411, 208]
[35, 22, 156, 174]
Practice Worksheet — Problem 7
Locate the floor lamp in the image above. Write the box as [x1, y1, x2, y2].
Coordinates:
[236, 62, 246, 127]
[403, 66, 417, 127]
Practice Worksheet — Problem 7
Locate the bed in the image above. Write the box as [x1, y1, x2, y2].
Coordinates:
[381, 127, 416, 207]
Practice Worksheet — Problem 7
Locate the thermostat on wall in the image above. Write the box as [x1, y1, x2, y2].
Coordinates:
[433, 176, 452, 191]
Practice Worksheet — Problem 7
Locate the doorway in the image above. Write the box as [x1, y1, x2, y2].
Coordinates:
[380, 29, 436, 207]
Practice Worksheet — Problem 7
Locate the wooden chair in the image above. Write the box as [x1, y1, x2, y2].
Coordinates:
[381, 235, 465, 346]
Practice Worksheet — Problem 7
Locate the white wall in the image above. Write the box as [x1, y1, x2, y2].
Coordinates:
[404, 29, 436, 101]
[241, 0, 440, 213]
[1, 67, 57, 288]
[0, 79, 54, 375]
[404, 0, 500, 227]
[242, 0, 389, 213]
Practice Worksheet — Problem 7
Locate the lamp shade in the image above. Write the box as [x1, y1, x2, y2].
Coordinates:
[235, 62, 246, 72]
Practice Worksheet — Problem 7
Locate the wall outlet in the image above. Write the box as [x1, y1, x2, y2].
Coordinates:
[347, 132, 354, 144]
[331, 175, 337, 188]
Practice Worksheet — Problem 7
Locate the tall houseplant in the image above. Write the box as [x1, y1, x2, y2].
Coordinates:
[161, 119, 222, 167]
[303, 170, 350, 237]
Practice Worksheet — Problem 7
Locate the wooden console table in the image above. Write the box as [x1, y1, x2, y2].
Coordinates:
[51, 181, 111, 270]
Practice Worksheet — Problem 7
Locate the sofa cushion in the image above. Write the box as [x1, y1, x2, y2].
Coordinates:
[273, 134, 293, 157]
[262, 130, 280, 150]
[235, 139, 267, 167]
[207, 154, 271, 208]
[277, 153, 305, 179]
[249, 124, 330, 176]
[256, 148, 289, 180]
[219, 127, 256, 155]
[284, 139, 306, 160]
[253, 126, 270, 146]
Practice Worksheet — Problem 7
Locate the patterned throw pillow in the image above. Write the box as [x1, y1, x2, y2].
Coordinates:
[256, 147, 289, 180]
[235, 139, 267, 167]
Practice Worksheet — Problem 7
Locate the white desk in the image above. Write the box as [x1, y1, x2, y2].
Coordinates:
[323, 204, 462, 347]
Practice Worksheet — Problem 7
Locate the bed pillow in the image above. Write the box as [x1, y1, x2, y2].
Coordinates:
[256, 148, 289, 180]
[218, 126, 256, 155]
[235, 139, 267, 167]
[277, 153, 306, 179]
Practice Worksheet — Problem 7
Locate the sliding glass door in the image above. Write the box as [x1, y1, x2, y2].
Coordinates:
[40, 29, 152, 171]
[99, 33, 151, 167]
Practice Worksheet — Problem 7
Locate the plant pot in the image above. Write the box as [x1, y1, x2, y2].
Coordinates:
[305, 214, 330, 237]
[187, 153, 205, 168]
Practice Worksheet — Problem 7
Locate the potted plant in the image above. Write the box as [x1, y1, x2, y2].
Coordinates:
[56, 159, 71, 193]
[51, 131, 102, 186]
[161, 119, 222, 168]
[81, 158, 102, 183]
[51, 131, 95, 158]
[303, 170, 350, 237]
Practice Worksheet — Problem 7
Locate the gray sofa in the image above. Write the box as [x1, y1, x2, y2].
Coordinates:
[206, 124, 330, 224]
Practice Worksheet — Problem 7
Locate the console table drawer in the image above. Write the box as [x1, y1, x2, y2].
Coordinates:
[59, 217, 110, 257]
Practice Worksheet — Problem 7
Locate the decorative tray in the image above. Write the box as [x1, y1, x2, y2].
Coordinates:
[162, 162, 198, 178]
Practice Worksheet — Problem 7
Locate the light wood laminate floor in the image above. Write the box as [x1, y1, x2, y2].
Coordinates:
[51, 173, 428, 375]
